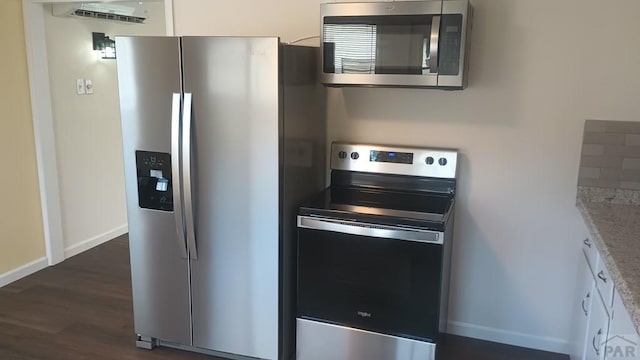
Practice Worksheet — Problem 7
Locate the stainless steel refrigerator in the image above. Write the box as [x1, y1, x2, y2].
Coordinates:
[115, 36, 326, 360]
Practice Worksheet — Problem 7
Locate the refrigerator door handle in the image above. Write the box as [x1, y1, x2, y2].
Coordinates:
[171, 93, 188, 259]
[182, 93, 198, 260]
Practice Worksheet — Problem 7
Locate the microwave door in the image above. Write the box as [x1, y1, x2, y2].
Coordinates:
[375, 23, 429, 75]
[372, 16, 438, 87]
[321, 14, 439, 87]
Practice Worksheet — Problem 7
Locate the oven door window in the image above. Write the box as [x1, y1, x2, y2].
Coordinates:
[297, 227, 442, 342]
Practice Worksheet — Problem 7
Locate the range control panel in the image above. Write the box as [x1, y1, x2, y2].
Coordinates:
[331, 142, 458, 179]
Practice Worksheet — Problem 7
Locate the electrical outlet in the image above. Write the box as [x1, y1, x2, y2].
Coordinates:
[76, 79, 85, 95]
[85, 80, 93, 94]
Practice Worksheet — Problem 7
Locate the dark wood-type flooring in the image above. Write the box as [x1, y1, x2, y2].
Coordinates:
[0, 235, 568, 360]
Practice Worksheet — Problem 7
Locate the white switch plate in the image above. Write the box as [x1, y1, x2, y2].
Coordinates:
[76, 79, 85, 95]
[85, 79, 93, 94]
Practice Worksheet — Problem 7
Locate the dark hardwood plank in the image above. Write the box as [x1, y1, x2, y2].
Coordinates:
[0, 321, 73, 360]
[0, 235, 568, 360]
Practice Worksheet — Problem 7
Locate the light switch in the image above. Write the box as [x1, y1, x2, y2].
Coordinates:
[85, 80, 93, 94]
[76, 79, 85, 95]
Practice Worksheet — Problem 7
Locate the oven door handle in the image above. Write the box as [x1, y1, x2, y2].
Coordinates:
[297, 216, 443, 244]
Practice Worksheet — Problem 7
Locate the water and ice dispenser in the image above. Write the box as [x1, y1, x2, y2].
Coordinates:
[136, 151, 173, 211]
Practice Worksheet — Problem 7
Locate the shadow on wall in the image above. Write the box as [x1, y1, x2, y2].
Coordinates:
[447, 152, 554, 341]
[334, 0, 527, 127]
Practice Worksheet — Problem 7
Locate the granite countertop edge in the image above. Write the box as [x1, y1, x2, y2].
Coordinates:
[576, 188, 640, 334]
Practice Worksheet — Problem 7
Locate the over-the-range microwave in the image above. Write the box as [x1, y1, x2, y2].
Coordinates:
[320, 0, 473, 89]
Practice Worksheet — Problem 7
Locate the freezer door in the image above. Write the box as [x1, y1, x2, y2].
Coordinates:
[116, 36, 191, 345]
[181, 37, 281, 359]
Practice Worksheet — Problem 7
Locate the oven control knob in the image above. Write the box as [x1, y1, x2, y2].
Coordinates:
[438, 158, 448, 166]
[338, 151, 347, 159]
[350, 152, 360, 160]
[425, 156, 435, 165]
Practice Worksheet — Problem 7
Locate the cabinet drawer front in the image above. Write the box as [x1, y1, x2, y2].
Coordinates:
[581, 235, 599, 275]
[585, 294, 610, 360]
[595, 260, 615, 311]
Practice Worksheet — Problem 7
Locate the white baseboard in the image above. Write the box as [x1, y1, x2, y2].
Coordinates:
[0, 257, 48, 288]
[447, 320, 570, 355]
[64, 224, 128, 259]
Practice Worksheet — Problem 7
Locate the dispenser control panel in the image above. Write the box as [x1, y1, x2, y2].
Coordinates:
[136, 151, 173, 211]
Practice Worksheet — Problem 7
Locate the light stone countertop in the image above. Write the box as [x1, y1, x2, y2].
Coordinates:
[576, 186, 640, 334]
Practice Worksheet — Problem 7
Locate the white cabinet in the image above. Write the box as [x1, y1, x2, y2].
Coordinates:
[572, 213, 639, 360]
[571, 256, 595, 360]
[608, 291, 639, 359]
[582, 235, 598, 275]
[585, 292, 610, 360]
[595, 259, 615, 311]
[571, 247, 609, 360]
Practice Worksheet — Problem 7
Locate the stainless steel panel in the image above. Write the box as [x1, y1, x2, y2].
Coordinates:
[280, 45, 327, 360]
[439, 215, 454, 333]
[326, 203, 445, 222]
[330, 142, 458, 179]
[428, 16, 441, 74]
[320, 1, 443, 18]
[322, 73, 438, 88]
[115, 36, 191, 345]
[170, 93, 187, 259]
[438, 0, 471, 88]
[182, 37, 281, 360]
[297, 216, 443, 244]
[296, 319, 436, 360]
[182, 93, 197, 260]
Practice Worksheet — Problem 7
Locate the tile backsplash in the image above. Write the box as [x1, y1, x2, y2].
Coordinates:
[579, 120, 640, 190]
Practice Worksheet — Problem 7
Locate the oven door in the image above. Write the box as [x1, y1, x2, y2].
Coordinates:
[297, 216, 444, 342]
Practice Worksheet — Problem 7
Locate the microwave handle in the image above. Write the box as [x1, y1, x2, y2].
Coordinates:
[429, 15, 441, 74]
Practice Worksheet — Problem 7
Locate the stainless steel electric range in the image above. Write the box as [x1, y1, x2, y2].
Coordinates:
[296, 142, 458, 360]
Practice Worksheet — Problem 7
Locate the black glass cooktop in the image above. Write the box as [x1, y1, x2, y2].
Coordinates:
[299, 187, 454, 232]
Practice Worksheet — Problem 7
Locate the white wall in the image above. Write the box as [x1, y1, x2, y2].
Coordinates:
[43, 3, 166, 256]
[172, 0, 640, 353]
[0, 0, 47, 281]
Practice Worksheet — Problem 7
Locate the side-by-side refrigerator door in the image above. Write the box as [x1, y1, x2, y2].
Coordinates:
[116, 36, 191, 346]
[181, 37, 281, 360]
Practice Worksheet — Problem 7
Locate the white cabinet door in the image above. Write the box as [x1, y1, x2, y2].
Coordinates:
[580, 216, 599, 273]
[581, 227, 600, 272]
[571, 255, 596, 360]
[607, 290, 640, 359]
[595, 260, 615, 311]
[586, 294, 610, 360]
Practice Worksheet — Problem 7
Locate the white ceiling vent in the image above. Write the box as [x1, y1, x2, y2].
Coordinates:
[52, 2, 148, 24]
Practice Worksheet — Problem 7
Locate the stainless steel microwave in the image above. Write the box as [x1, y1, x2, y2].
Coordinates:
[320, 0, 473, 89]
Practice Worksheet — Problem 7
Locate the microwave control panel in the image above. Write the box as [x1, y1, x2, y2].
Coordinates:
[438, 14, 463, 76]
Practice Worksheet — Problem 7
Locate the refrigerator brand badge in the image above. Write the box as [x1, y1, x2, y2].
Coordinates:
[357, 311, 372, 318]
[251, 49, 266, 56]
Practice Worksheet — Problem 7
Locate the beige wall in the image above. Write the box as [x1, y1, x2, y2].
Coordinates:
[173, 0, 640, 351]
[43, 3, 166, 251]
[0, 0, 46, 274]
